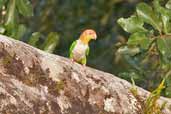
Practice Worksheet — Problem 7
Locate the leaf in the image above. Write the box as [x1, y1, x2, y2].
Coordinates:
[166, 0, 171, 9]
[128, 32, 151, 49]
[41, 32, 60, 53]
[157, 38, 171, 62]
[28, 32, 41, 47]
[153, 0, 171, 34]
[0, 25, 5, 34]
[117, 15, 147, 33]
[16, 0, 33, 17]
[117, 46, 140, 56]
[5, 0, 16, 33]
[130, 76, 138, 96]
[14, 24, 26, 40]
[136, 3, 161, 33]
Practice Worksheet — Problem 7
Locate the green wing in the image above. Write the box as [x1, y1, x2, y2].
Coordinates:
[69, 40, 77, 58]
[86, 46, 90, 56]
[80, 57, 86, 65]
[80, 46, 89, 65]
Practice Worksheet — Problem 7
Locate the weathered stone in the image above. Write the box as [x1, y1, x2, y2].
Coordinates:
[0, 35, 170, 114]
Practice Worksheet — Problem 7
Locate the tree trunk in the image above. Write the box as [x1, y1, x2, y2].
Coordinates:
[0, 34, 170, 114]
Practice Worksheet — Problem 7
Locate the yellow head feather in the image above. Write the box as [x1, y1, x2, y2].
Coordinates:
[79, 29, 97, 44]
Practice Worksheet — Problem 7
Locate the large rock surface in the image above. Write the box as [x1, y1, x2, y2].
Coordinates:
[0, 34, 171, 114]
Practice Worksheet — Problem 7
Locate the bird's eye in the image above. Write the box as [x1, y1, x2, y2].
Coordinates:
[89, 32, 92, 35]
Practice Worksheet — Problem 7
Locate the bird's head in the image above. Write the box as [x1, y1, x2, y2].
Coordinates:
[79, 29, 97, 44]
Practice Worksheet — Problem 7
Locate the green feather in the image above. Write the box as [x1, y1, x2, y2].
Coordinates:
[79, 47, 89, 65]
[80, 57, 86, 65]
[86, 47, 90, 56]
[69, 40, 89, 65]
[69, 40, 77, 58]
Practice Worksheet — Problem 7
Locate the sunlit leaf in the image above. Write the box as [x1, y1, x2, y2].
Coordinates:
[166, 0, 171, 9]
[136, 3, 161, 32]
[41, 32, 60, 53]
[117, 46, 140, 56]
[0, 25, 5, 34]
[117, 15, 147, 33]
[128, 32, 151, 49]
[16, 0, 33, 17]
[153, 0, 171, 34]
[28, 32, 41, 47]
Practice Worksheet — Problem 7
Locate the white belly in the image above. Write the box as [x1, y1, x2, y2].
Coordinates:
[72, 40, 88, 61]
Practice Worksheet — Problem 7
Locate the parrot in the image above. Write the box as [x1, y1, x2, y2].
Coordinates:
[69, 29, 97, 66]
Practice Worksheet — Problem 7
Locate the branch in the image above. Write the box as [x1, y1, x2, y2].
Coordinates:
[0, 34, 171, 114]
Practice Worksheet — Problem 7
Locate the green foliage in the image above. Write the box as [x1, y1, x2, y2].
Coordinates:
[41, 32, 59, 53]
[117, 15, 147, 33]
[3, 0, 33, 39]
[130, 77, 166, 114]
[128, 32, 152, 50]
[28, 32, 41, 47]
[136, 3, 162, 33]
[0, 25, 5, 34]
[157, 38, 171, 63]
[0, 0, 59, 53]
[130, 77, 138, 96]
[166, 0, 171, 9]
[145, 78, 165, 114]
[16, 0, 33, 17]
[117, 0, 171, 97]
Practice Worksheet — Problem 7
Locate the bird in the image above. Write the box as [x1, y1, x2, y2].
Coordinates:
[69, 29, 97, 66]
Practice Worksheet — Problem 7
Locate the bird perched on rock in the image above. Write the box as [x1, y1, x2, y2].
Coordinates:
[69, 29, 97, 66]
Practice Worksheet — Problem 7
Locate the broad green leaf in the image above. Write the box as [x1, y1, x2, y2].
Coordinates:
[5, 0, 16, 33]
[153, 0, 171, 34]
[136, 3, 161, 33]
[117, 15, 147, 33]
[166, 0, 171, 9]
[16, 0, 33, 17]
[157, 38, 171, 63]
[128, 32, 151, 49]
[28, 32, 41, 47]
[41, 32, 60, 53]
[0, 25, 5, 34]
[117, 46, 140, 56]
